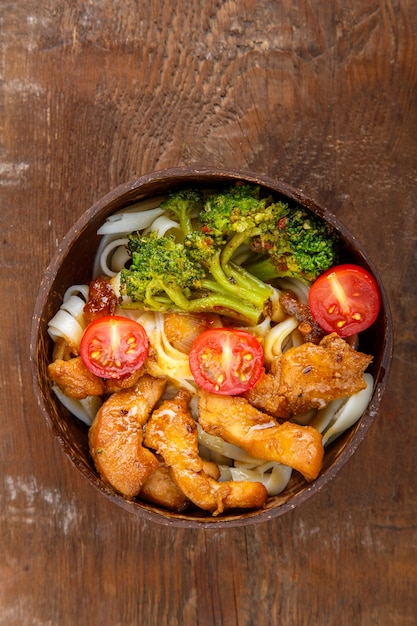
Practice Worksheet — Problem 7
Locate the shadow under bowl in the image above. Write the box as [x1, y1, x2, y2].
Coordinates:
[30, 166, 393, 528]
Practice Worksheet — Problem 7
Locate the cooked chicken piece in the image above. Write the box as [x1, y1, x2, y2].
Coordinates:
[145, 390, 202, 470]
[243, 359, 289, 419]
[139, 458, 220, 512]
[89, 374, 167, 499]
[171, 467, 268, 516]
[140, 464, 190, 511]
[278, 332, 372, 415]
[104, 367, 144, 394]
[246, 332, 372, 418]
[198, 390, 324, 482]
[144, 390, 268, 515]
[170, 467, 268, 515]
[163, 312, 222, 352]
[48, 356, 105, 399]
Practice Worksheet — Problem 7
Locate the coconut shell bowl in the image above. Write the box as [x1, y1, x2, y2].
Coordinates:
[30, 166, 393, 528]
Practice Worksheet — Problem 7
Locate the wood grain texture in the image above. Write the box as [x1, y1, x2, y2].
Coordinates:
[1, 1, 416, 624]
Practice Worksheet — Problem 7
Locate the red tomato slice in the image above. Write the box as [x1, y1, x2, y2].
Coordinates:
[308, 264, 381, 338]
[80, 315, 149, 379]
[189, 328, 264, 395]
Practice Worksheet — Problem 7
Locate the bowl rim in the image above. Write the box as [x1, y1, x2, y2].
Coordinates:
[30, 165, 393, 528]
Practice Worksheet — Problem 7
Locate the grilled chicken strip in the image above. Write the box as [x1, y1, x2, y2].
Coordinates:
[48, 356, 105, 399]
[144, 390, 268, 516]
[246, 332, 372, 419]
[104, 368, 144, 394]
[198, 390, 324, 481]
[243, 358, 287, 419]
[89, 374, 167, 498]
[140, 459, 221, 512]
[140, 464, 190, 511]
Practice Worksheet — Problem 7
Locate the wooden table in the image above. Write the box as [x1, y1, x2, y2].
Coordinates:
[2, 2, 416, 624]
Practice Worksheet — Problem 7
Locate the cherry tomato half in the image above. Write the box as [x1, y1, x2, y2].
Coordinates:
[80, 315, 149, 379]
[308, 264, 381, 338]
[189, 328, 264, 395]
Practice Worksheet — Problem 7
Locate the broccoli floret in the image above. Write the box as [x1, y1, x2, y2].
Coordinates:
[119, 231, 265, 324]
[184, 230, 217, 265]
[201, 183, 280, 240]
[201, 182, 337, 283]
[120, 231, 204, 307]
[245, 208, 338, 283]
[160, 189, 203, 237]
[198, 183, 291, 287]
[184, 230, 273, 311]
[200, 183, 288, 261]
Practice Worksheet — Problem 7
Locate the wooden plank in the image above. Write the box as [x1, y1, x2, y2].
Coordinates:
[1, 1, 416, 624]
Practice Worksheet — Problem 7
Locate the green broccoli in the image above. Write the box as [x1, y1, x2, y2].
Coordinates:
[116, 183, 338, 324]
[200, 183, 287, 260]
[201, 184, 277, 251]
[201, 183, 337, 284]
[159, 189, 203, 238]
[119, 231, 265, 324]
[120, 231, 203, 308]
[184, 230, 273, 311]
[244, 208, 338, 283]
[201, 183, 269, 238]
